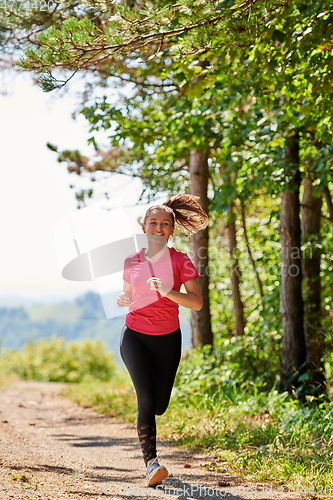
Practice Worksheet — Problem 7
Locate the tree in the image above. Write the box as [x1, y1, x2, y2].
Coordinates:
[2, 0, 333, 394]
[244, 1, 333, 397]
[227, 204, 245, 337]
[301, 176, 326, 398]
[279, 134, 306, 394]
[189, 150, 213, 346]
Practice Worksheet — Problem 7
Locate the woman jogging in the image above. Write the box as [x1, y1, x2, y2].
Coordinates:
[116, 193, 208, 487]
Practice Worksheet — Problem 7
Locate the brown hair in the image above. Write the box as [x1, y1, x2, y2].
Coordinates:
[143, 194, 208, 235]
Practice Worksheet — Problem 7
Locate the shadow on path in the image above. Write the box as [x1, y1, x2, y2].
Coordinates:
[52, 432, 137, 449]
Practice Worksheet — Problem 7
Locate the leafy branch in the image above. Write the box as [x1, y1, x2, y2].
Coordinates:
[18, 0, 280, 91]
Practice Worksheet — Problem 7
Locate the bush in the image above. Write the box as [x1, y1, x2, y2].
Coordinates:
[174, 343, 281, 411]
[0, 335, 117, 383]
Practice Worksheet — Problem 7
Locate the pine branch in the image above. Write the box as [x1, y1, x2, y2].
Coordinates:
[20, 0, 275, 75]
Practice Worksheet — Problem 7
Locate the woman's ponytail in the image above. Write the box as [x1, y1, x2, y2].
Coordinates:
[163, 194, 208, 234]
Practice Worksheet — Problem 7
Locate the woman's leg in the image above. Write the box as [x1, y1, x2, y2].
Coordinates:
[120, 326, 157, 464]
[120, 326, 182, 464]
[151, 328, 182, 416]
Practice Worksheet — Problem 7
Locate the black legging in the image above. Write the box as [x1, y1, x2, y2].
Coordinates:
[120, 325, 182, 464]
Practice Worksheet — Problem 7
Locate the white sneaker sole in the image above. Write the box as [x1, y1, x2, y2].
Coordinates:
[147, 466, 169, 487]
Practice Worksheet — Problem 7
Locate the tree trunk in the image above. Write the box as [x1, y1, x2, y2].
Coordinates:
[323, 185, 333, 227]
[189, 149, 213, 347]
[302, 177, 326, 398]
[227, 204, 245, 336]
[280, 133, 307, 394]
[240, 199, 263, 299]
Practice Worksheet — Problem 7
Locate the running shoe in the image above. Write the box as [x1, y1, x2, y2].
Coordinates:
[146, 457, 169, 487]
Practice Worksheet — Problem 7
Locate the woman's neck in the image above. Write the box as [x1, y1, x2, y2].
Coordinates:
[145, 243, 168, 262]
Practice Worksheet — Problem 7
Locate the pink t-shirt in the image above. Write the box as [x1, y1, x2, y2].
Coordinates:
[123, 247, 200, 335]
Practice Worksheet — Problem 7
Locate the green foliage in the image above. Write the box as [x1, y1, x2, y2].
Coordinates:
[207, 195, 283, 389]
[17, 0, 270, 74]
[0, 335, 117, 383]
[174, 342, 280, 407]
[155, 348, 333, 492]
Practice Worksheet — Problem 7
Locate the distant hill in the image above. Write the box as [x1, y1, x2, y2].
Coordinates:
[0, 291, 192, 365]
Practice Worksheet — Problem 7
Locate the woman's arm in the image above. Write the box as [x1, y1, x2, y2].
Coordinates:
[123, 282, 132, 295]
[147, 277, 203, 311]
[167, 278, 203, 311]
[116, 281, 132, 307]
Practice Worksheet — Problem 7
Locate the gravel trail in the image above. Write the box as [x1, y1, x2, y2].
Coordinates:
[0, 380, 305, 500]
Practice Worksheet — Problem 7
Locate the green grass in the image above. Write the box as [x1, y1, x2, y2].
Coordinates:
[63, 374, 333, 498]
[61, 374, 137, 421]
[156, 390, 333, 497]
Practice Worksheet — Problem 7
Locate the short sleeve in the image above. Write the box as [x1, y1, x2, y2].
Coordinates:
[123, 266, 130, 284]
[123, 256, 132, 284]
[179, 253, 200, 283]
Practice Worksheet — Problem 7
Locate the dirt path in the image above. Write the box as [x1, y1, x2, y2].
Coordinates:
[0, 380, 305, 500]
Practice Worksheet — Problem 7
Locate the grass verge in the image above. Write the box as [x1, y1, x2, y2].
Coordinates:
[0, 373, 19, 388]
[61, 372, 137, 422]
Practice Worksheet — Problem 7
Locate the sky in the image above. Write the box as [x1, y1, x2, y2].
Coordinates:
[0, 72, 147, 304]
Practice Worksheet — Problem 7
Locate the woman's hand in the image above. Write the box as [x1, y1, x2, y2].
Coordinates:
[150, 278, 203, 310]
[116, 292, 131, 307]
[146, 277, 170, 297]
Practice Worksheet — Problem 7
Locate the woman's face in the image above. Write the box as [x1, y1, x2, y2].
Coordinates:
[142, 209, 174, 243]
